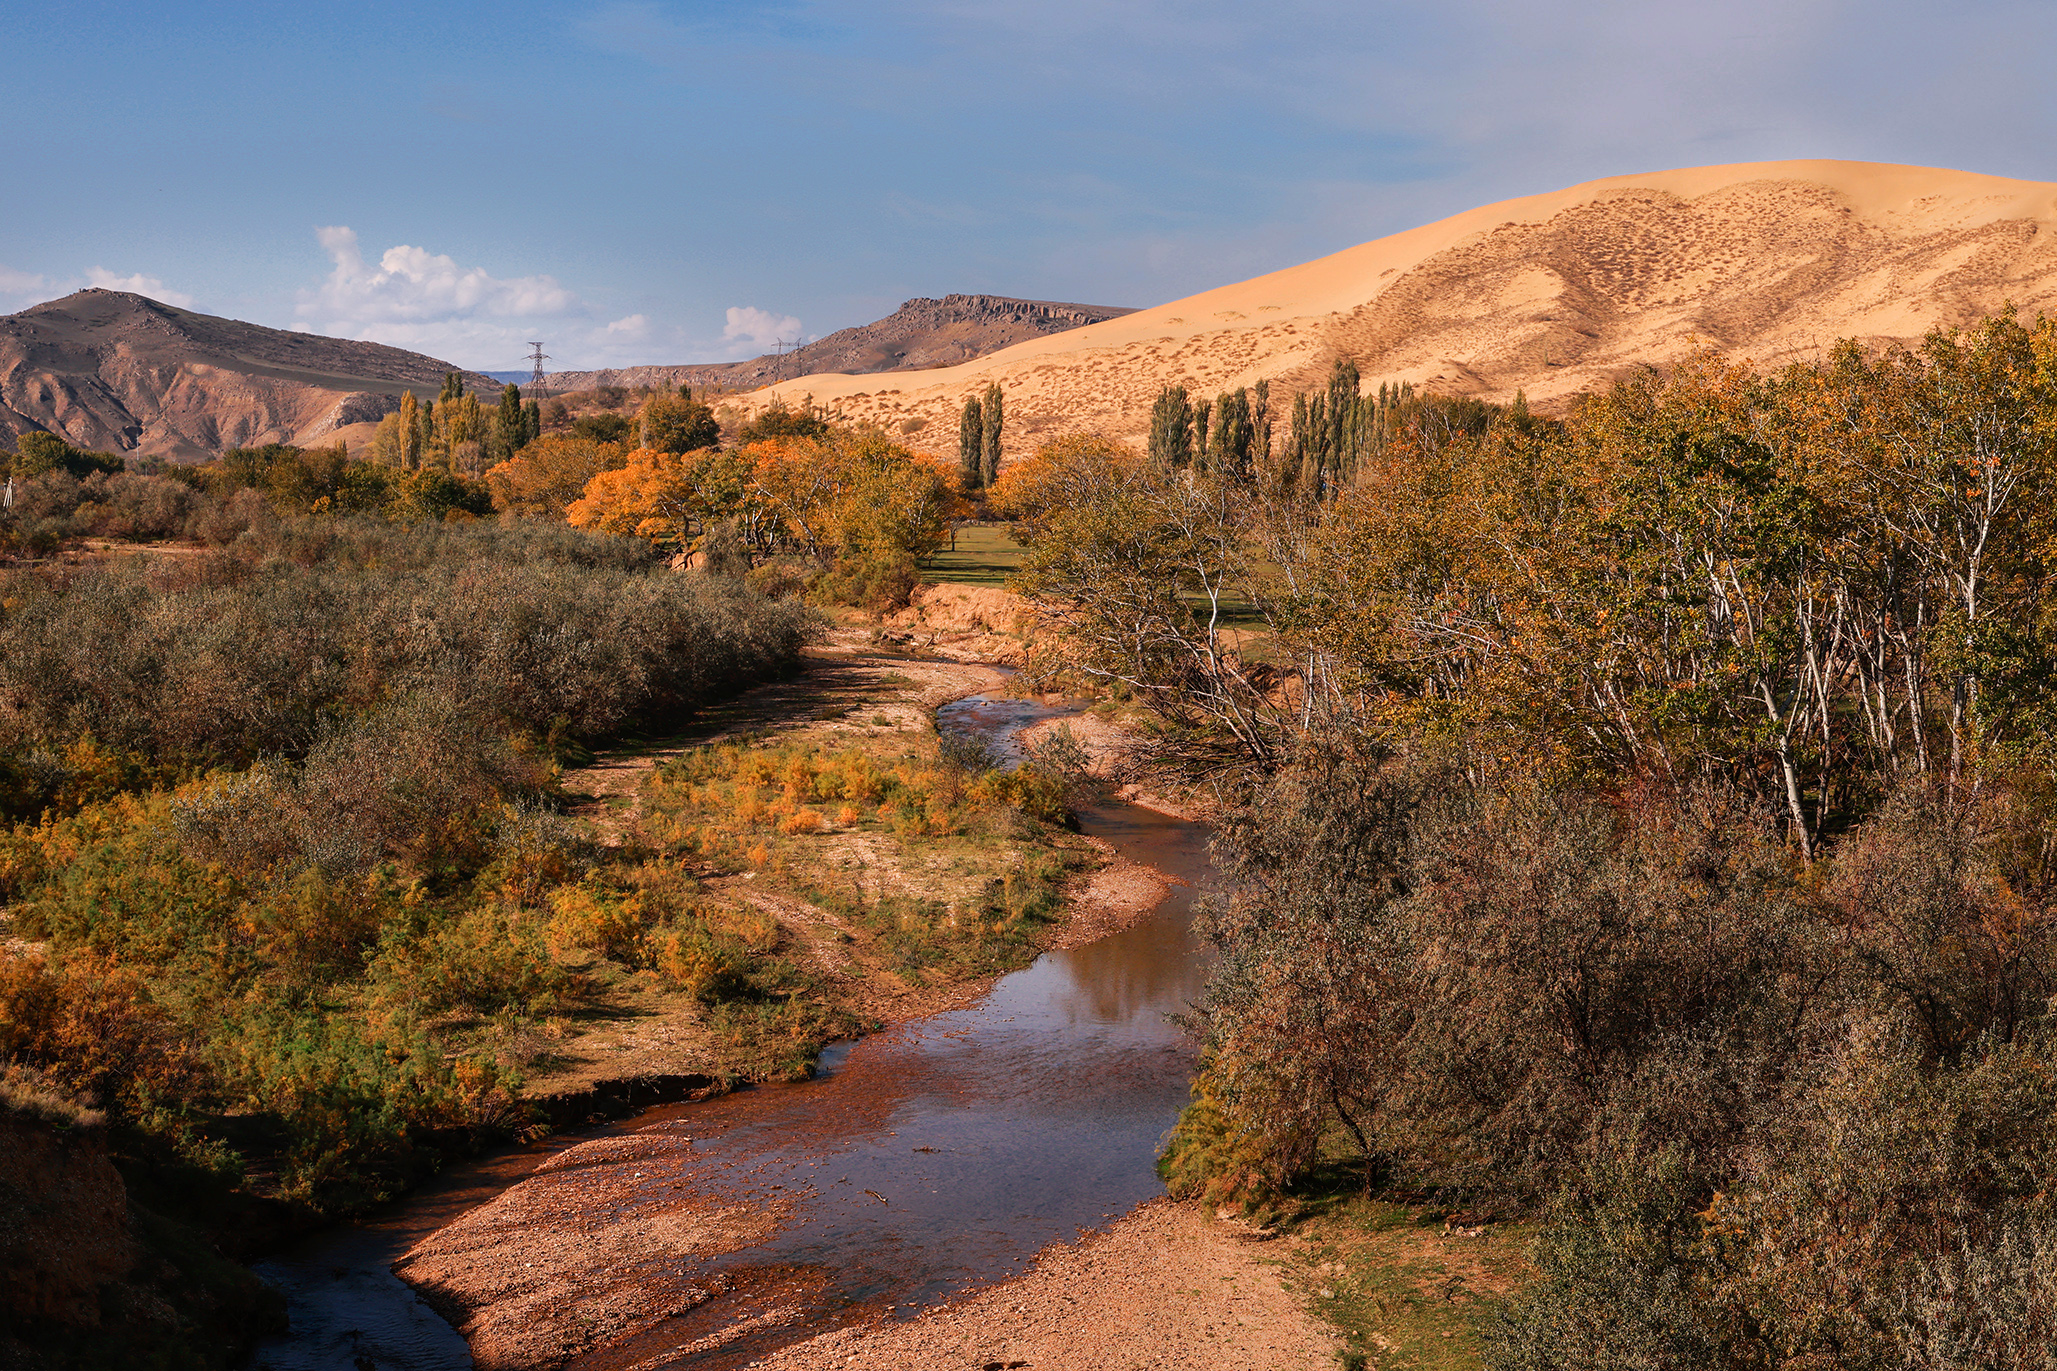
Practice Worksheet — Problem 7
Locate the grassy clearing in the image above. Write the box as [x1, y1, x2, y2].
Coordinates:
[923, 521, 1024, 587]
[1267, 1170, 1535, 1371]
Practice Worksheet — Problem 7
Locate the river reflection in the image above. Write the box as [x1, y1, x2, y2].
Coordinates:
[249, 693, 1213, 1370]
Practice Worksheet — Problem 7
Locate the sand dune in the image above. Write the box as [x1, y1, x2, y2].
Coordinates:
[742, 161, 2057, 456]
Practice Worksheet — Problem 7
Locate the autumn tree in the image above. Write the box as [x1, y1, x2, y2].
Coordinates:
[638, 388, 719, 454]
[486, 434, 630, 520]
[399, 391, 422, 470]
[565, 445, 743, 550]
[1007, 434, 1277, 770]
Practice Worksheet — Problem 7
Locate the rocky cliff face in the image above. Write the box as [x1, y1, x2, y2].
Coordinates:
[0, 1089, 285, 1369]
[0, 289, 495, 462]
[546, 293, 1135, 394]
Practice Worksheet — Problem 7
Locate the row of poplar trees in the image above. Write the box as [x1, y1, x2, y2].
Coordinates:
[387, 374, 543, 473]
[958, 382, 1004, 491]
[1143, 360, 1505, 500]
[1148, 381, 1274, 481]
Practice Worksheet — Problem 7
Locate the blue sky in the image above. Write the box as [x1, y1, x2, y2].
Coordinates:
[5, 0, 2053, 369]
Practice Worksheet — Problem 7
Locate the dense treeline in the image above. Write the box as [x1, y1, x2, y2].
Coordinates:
[1009, 313, 2057, 1367]
[500, 393, 958, 610]
[0, 437, 496, 561]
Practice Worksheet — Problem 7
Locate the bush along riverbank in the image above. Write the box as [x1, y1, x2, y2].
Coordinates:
[0, 538, 1105, 1368]
[0, 517, 830, 1367]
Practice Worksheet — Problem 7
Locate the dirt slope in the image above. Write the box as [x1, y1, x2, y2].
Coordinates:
[732, 160, 2057, 455]
[0, 289, 496, 461]
[546, 294, 1135, 394]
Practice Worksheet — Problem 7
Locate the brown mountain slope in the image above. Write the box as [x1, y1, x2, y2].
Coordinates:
[0, 290, 496, 461]
[739, 161, 2057, 459]
[546, 294, 1135, 394]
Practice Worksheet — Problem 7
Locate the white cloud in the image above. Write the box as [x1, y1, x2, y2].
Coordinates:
[301, 226, 576, 328]
[722, 305, 805, 353]
[288, 228, 817, 371]
[85, 267, 195, 308]
[292, 226, 613, 367]
[0, 266, 56, 312]
[0, 266, 50, 295]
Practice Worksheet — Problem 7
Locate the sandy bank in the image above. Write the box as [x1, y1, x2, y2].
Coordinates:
[746, 1198, 1338, 1371]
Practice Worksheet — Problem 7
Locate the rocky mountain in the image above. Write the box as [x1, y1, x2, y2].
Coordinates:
[723, 161, 2057, 458]
[0, 290, 497, 462]
[544, 294, 1135, 395]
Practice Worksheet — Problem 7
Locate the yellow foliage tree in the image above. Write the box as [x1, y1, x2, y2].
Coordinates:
[487, 435, 630, 521]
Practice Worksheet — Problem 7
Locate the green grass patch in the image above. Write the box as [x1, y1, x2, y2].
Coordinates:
[922, 522, 1023, 587]
[1277, 1165, 1536, 1371]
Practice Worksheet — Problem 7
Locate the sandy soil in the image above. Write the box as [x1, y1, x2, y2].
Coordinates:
[742, 1199, 1338, 1371]
[717, 160, 2057, 455]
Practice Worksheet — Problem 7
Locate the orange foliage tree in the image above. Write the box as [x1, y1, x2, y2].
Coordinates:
[485, 434, 629, 521]
[567, 429, 959, 572]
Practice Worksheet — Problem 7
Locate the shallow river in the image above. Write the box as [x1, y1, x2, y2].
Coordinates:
[248, 693, 1213, 1369]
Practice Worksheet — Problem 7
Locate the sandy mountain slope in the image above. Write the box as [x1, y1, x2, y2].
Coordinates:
[547, 293, 1135, 395]
[0, 290, 497, 462]
[739, 161, 2057, 458]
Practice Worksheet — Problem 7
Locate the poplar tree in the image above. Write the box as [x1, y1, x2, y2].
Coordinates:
[399, 391, 421, 470]
[959, 394, 985, 491]
[494, 384, 525, 460]
[1325, 358, 1361, 489]
[1251, 379, 1272, 476]
[981, 381, 1004, 487]
[1149, 385, 1194, 468]
[1209, 389, 1255, 481]
[523, 400, 542, 446]
[419, 398, 437, 467]
[1193, 398, 1212, 469]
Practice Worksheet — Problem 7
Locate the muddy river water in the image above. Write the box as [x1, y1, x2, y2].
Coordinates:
[248, 694, 1213, 1369]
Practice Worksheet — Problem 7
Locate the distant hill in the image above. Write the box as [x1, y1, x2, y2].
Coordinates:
[0, 290, 497, 462]
[545, 294, 1135, 394]
[722, 161, 2057, 459]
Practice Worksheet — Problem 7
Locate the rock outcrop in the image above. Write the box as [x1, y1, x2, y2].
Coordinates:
[546, 293, 1136, 394]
